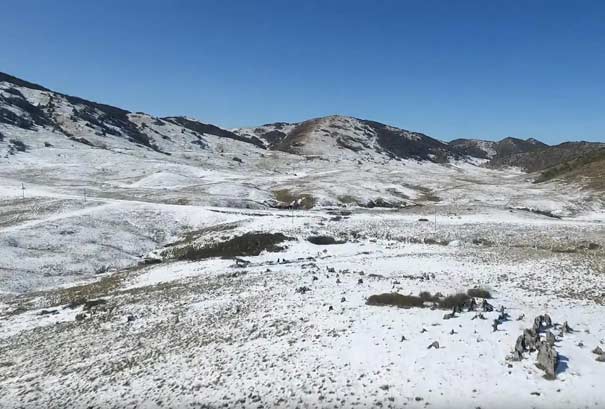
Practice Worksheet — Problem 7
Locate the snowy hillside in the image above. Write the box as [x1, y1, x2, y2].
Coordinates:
[234, 115, 461, 162]
[450, 137, 549, 159]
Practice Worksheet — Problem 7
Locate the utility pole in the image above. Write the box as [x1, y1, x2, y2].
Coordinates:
[21, 183, 25, 200]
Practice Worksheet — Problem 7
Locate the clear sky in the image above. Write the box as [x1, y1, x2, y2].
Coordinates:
[2, 0, 604, 143]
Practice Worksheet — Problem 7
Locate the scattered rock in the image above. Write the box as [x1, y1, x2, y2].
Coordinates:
[481, 300, 494, 312]
[562, 321, 573, 334]
[492, 320, 499, 332]
[427, 341, 440, 349]
[296, 286, 310, 294]
[75, 313, 86, 321]
[592, 346, 604, 355]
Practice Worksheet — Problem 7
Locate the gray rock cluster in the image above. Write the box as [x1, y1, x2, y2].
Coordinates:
[509, 313, 559, 379]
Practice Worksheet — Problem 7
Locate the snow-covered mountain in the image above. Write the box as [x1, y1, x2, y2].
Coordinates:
[234, 115, 463, 162]
[450, 137, 548, 159]
[0, 72, 270, 158]
[1, 72, 472, 164]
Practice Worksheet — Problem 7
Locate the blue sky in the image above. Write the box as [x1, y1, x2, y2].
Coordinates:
[1, 0, 604, 143]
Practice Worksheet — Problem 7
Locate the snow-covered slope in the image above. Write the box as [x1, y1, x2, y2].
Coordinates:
[0, 72, 268, 160]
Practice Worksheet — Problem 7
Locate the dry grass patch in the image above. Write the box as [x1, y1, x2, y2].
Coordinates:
[273, 189, 316, 209]
[167, 232, 292, 261]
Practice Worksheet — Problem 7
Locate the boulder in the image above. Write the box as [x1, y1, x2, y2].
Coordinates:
[544, 331, 556, 346]
[523, 328, 539, 351]
[515, 335, 526, 354]
[533, 315, 543, 332]
[535, 342, 559, 379]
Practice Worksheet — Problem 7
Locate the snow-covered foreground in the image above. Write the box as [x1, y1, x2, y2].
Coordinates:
[1, 123, 605, 408]
[1, 203, 604, 408]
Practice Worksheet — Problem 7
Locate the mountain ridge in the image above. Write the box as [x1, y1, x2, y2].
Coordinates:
[1, 71, 601, 175]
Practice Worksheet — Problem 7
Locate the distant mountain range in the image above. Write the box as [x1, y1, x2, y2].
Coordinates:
[1, 71, 603, 186]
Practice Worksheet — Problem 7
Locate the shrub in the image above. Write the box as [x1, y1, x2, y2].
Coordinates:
[418, 291, 440, 302]
[307, 235, 345, 245]
[467, 288, 492, 299]
[437, 293, 470, 309]
[366, 293, 425, 308]
[169, 232, 291, 261]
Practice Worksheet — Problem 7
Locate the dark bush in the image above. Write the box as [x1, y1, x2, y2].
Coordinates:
[418, 291, 440, 302]
[437, 293, 471, 309]
[467, 288, 492, 299]
[307, 235, 345, 245]
[171, 232, 291, 261]
[366, 293, 425, 308]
